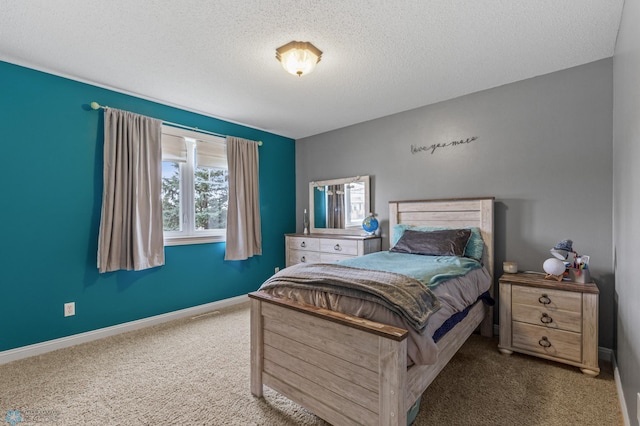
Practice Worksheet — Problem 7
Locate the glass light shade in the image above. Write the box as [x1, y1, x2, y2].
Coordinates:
[276, 41, 322, 77]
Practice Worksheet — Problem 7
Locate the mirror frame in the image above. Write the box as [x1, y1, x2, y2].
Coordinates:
[309, 175, 370, 235]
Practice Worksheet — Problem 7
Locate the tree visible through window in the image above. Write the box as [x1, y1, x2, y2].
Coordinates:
[194, 166, 228, 230]
[162, 162, 181, 231]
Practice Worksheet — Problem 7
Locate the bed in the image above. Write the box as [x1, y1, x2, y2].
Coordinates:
[249, 197, 494, 425]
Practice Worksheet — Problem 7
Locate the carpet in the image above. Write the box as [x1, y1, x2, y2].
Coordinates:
[0, 302, 621, 425]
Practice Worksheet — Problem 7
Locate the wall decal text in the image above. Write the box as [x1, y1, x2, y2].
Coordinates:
[411, 136, 478, 155]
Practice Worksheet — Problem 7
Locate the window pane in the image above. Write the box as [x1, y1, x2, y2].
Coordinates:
[194, 166, 228, 230]
[345, 183, 365, 227]
[162, 161, 181, 231]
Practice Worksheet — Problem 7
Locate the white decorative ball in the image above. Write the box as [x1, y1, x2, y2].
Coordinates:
[543, 258, 566, 276]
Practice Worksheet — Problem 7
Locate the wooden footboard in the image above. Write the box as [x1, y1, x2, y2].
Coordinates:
[250, 291, 409, 426]
[250, 291, 490, 426]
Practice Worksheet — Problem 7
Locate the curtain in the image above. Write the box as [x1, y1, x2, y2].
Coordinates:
[97, 108, 164, 273]
[327, 184, 345, 228]
[225, 136, 261, 260]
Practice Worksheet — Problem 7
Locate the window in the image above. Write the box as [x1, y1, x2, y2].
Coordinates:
[344, 182, 365, 227]
[161, 126, 228, 245]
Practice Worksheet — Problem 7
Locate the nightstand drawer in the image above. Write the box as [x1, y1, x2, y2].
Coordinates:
[512, 322, 582, 362]
[288, 249, 320, 265]
[319, 238, 359, 256]
[287, 237, 320, 252]
[512, 285, 582, 313]
[512, 303, 582, 333]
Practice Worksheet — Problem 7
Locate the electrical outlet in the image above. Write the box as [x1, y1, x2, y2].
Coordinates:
[275, 267, 280, 273]
[64, 302, 75, 317]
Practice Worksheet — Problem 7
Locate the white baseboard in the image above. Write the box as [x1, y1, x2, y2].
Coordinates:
[613, 353, 631, 426]
[0, 295, 248, 365]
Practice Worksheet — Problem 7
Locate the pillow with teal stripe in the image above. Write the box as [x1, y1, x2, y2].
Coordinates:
[392, 224, 484, 260]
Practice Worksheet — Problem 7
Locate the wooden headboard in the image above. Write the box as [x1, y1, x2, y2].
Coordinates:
[389, 197, 495, 279]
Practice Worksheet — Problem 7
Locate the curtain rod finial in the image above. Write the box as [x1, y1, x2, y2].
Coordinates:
[90, 102, 101, 110]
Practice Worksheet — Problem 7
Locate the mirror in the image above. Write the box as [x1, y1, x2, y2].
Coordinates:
[309, 176, 370, 235]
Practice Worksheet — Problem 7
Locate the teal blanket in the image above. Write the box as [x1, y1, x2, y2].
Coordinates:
[338, 251, 481, 289]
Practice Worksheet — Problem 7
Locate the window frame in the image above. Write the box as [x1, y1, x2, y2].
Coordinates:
[161, 125, 228, 246]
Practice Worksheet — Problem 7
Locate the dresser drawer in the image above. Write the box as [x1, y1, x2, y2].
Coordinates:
[320, 253, 356, 263]
[285, 234, 380, 267]
[319, 238, 359, 256]
[512, 322, 582, 363]
[512, 285, 582, 313]
[512, 303, 582, 333]
[288, 249, 320, 265]
[287, 236, 320, 252]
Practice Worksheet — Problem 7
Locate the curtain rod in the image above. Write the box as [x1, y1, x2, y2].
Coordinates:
[89, 102, 262, 146]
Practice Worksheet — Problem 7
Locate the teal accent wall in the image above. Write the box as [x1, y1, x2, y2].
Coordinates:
[0, 61, 296, 352]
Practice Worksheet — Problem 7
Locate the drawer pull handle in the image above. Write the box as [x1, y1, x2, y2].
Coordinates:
[300, 242, 306, 248]
[540, 313, 553, 324]
[301, 256, 306, 263]
[538, 294, 551, 305]
[334, 244, 342, 251]
[538, 337, 552, 348]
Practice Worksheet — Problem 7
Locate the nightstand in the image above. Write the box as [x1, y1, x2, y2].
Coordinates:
[498, 272, 599, 376]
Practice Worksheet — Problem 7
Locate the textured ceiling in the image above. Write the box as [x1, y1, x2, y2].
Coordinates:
[0, 1, 624, 139]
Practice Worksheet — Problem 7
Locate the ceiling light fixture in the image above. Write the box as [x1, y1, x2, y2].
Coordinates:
[275, 41, 322, 77]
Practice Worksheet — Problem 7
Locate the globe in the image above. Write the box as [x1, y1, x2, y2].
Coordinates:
[362, 214, 379, 235]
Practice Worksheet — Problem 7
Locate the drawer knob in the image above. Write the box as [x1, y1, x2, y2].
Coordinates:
[538, 294, 551, 305]
[538, 336, 552, 348]
[301, 256, 306, 263]
[540, 313, 553, 324]
[300, 241, 306, 248]
[334, 244, 342, 251]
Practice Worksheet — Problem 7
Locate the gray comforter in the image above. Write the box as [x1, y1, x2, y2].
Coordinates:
[259, 262, 441, 332]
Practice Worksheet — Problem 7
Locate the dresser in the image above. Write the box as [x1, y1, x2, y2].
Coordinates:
[498, 272, 599, 376]
[285, 234, 381, 267]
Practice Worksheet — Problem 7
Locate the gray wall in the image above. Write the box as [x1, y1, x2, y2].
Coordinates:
[613, 0, 640, 423]
[296, 58, 614, 350]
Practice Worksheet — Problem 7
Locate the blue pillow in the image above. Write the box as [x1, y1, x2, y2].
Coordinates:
[392, 224, 484, 260]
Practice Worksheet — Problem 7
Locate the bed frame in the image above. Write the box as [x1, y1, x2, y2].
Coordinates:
[249, 197, 495, 425]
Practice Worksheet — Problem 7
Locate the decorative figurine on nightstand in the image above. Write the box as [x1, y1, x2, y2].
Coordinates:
[543, 239, 589, 282]
[543, 239, 574, 281]
[550, 239, 575, 261]
[362, 212, 379, 236]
